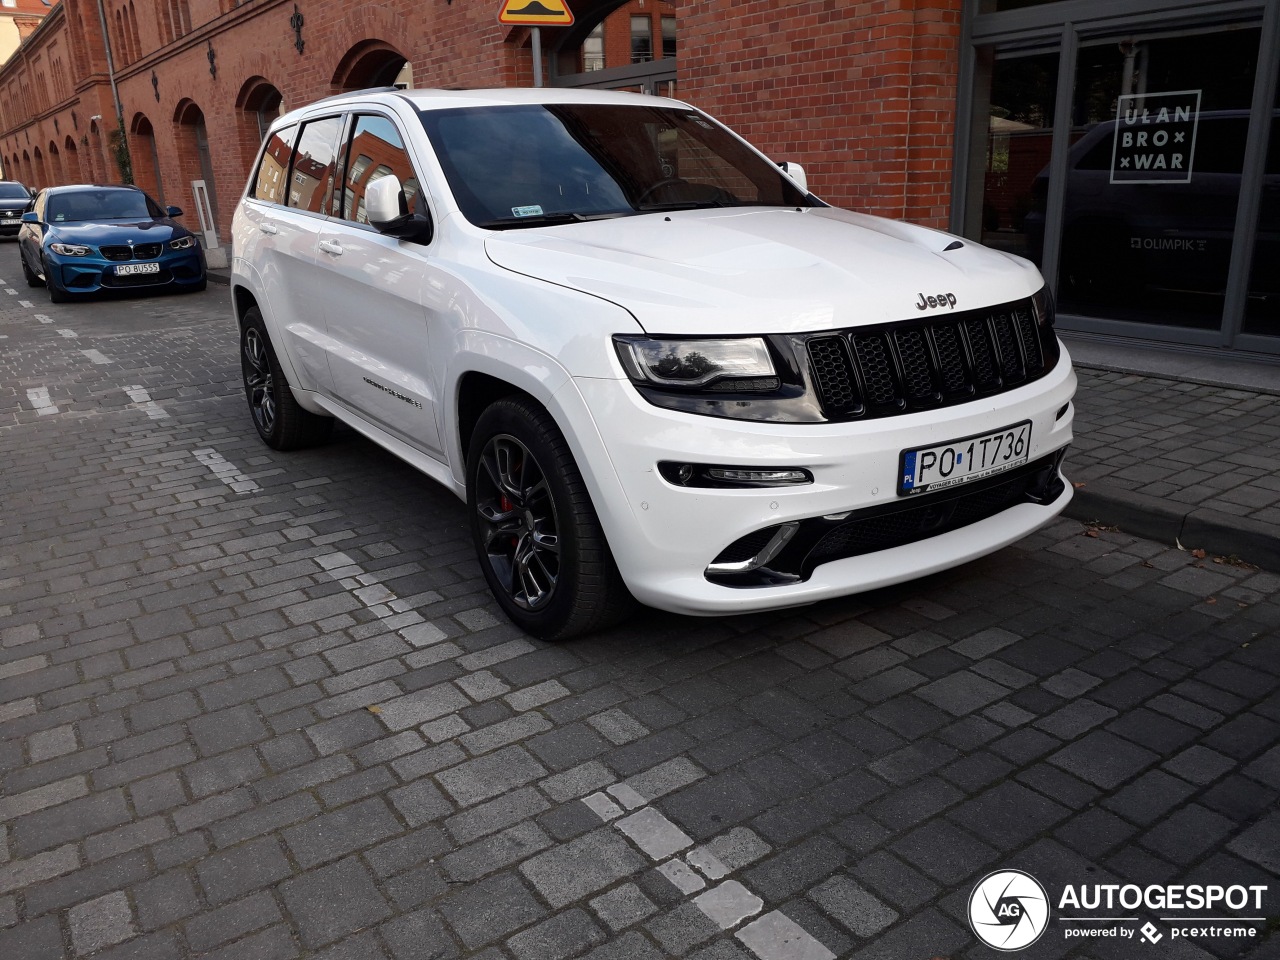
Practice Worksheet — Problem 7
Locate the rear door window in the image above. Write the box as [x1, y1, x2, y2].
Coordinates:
[287, 116, 344, 215]
[253, 123, 297, 205]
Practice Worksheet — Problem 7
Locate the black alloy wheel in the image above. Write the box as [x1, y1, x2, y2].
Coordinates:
[467, 397, 632, 640]
[474, 432, 562, 613]
[239, 306, 333, 451]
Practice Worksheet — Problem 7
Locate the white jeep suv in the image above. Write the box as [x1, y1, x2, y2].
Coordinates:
[232, 87, 1075, 639]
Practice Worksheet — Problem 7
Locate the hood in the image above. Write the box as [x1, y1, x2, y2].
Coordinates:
[50, 219, 188, 245]
[484, 207, 1044, 335]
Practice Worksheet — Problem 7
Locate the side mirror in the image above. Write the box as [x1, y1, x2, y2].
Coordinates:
[778, 161, 808, 194]
[166, 205, 184, 217]
[366, 174, 433, 244]
[21, 211, 38, 224]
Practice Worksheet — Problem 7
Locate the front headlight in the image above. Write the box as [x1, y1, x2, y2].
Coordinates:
[49, 242, 92, 256]
[615, 336, 777, 390]
[169, 236, 197, 250]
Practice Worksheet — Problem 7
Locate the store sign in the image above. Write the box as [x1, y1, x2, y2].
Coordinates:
[1110, 89, 1201, 185]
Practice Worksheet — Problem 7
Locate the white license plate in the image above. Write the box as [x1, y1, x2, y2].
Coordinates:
[900, 420, 1032, 496]
[1, 219, 20, 226]
[115, 262, 160, 276]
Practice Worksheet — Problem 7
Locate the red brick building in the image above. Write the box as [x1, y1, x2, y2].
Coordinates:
[0, 0, 962, 252]
[2, 1, 1277, 355]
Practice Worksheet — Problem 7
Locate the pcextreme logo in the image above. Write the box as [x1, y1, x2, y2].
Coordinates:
[968, 870, 1050, 951]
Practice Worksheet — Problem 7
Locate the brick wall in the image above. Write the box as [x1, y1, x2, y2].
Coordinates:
[0, 0, 964, 238]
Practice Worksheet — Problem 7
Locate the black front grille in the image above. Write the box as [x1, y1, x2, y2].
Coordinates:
[100, 243, 163, 261]
[707, 452, 1066, 586]
[805, 297, 1056, 421]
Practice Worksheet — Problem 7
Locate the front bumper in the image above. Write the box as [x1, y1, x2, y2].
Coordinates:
[50, 250, 206, 293]
[569, 348, 1077, 616]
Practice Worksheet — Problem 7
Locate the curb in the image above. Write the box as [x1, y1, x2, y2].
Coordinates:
[207, 270, 231, 286]
[1063, 480, 1280, 572]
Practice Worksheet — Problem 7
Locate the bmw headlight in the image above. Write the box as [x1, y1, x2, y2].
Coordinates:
[49, 242, 92, 256]
[615, 336, 778, 391]
[169, 236, 197, 250]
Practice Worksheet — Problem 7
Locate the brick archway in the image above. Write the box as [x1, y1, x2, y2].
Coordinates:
[63, 136, 83, 183]
[173, 98, 219, 236]
[130, 113, 164, 203]
[331, 40, 409, 92]
[235, 76, 285, 169]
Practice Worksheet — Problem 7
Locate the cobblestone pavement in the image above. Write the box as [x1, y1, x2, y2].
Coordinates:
[1067, 370, 1280, 571]
[1, 243, 1278, 960]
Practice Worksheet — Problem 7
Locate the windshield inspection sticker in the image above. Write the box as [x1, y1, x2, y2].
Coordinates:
[511, 205, 544, 218]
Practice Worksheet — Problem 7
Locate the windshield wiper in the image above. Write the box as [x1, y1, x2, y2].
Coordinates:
[635, 198, 738, 212]
[477, 211, 627, 230]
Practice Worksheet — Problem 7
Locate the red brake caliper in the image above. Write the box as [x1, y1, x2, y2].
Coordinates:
[501, 493, 517, 547]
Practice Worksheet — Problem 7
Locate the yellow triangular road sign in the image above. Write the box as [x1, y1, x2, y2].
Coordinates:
[498, 0, 574, 27]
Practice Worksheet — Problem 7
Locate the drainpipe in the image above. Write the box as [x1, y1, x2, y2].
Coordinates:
[95, 0, 125, 129]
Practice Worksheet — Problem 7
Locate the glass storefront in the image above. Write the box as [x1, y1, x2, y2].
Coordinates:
[1058, 27, 1259, 330]
[961, 1, 1279, 353]
[965, 50, 1058, 261]
[1243, 75, 1280, 335]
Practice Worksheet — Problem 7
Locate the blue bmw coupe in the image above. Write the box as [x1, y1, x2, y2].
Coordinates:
[19, 184, 207, 302]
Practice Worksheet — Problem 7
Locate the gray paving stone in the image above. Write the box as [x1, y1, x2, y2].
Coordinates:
[736, 911, 835, 960]
[616, 807, 694, 861]
[436, 871, 546, 950]
[590, 883, 658, 931]
[520, 828, 647, 908]
[68, 890, 135, 955]
[279, 857, 392, 950]
[507, 908, 606, 960]
[283, 797, 402, 868]
[1049, 730, 1159, 788]
[809, 874, 898, 938]
[436, 745, 547, 807]
[694, 879, 763, 930]
[438, 820, 551, 882]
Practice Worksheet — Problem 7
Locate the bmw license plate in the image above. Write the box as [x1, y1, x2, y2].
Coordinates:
[899, 421, 1032, 496]
[115, 262, 160, 276]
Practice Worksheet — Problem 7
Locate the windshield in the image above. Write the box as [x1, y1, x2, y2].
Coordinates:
[0, 183, 28, 200]
[47, 189, 163, 223]
[419, 103, 814, 229]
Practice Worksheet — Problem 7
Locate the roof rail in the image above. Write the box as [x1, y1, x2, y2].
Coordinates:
[304, 86, 403, 108]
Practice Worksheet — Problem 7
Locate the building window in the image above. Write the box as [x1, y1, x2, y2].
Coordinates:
[631, 16, 653, 64]
[582, 23, 604, 73]
[661, 16, 676, 60]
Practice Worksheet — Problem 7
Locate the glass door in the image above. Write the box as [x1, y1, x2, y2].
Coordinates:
[1056, 26, 1262, 330]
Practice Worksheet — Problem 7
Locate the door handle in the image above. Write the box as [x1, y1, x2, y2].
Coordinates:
[318, 239, 343, 256]
[259, 222, 278, 235]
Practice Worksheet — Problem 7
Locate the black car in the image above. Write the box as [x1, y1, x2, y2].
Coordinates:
[0, 180, 31, 237]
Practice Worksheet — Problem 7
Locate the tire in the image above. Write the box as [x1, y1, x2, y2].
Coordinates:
[21, 249, 43, 288]
[42, 258, 68, 303]
[467, 396, 632, 641]
[240, 306, 333, 450]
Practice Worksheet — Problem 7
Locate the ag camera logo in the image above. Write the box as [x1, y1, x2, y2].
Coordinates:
[969, 870, 1050, 951]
